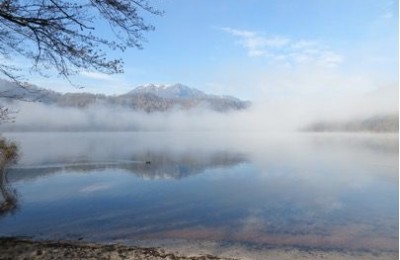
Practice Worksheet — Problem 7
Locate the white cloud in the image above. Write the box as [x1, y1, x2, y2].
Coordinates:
[290, 40, 319, 50]
[81, 71, 113, 80]
[380, 0, 395, 19]
[318, 51, 344, 67]
[222, 27, 290, 58]
[221, 27, 256, 38]
[248, 49, 266, 57]
[382, 12, 393, 19]
[222, 27, 343, 68]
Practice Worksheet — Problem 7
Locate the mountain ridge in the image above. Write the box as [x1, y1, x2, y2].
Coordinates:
[0, 80, 250, 112]
[126, 83, 208, 99]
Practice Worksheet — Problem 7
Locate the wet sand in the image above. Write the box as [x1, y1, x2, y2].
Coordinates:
[0, 237, 397, 260]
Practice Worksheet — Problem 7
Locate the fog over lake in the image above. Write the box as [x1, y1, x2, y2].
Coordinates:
[0, 132, 397, 254]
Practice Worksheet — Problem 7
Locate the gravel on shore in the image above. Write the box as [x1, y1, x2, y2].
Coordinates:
[0, 237, 234, 260]
[0, 237, 398, 260]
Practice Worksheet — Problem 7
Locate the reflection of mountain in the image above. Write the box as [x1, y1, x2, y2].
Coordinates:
[128, 151, 246, 179]
[8, 151, 246, 182]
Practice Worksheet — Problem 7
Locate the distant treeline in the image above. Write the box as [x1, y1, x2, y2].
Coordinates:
[304, 114, 399, 133]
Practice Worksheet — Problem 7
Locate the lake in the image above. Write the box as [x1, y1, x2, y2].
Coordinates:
[0, 132, 398, 256]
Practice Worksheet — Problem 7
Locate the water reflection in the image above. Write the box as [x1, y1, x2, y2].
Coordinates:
[0, 143, 19, 218]
[0, 167, 18, 218]
[0, 132, 398, 252]
[9, 151, 246, 181]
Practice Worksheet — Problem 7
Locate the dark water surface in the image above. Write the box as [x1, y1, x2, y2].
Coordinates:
[0, 132, 398, 252]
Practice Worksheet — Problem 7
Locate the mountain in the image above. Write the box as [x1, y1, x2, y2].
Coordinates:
[126, 83, 207, 99]
[0, 81, 250, 112]
[119, 83, 249, 112]
[0, 79, 61, 103]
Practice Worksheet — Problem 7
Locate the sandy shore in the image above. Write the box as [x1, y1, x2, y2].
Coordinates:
[0, 237, 397, 260]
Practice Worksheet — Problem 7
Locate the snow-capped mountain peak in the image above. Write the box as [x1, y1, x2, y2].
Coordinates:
[127, 83, 207, 99]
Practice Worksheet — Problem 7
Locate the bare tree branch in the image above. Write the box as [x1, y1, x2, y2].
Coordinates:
[0, 0, 162, 85]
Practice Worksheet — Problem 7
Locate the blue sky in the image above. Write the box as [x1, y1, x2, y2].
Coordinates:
[21, 0, 399, 100]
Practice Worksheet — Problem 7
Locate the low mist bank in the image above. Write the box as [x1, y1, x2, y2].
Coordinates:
[0, 94, 398, 132]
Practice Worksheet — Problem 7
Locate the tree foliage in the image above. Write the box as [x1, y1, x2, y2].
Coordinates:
[0, 0, 161, 83]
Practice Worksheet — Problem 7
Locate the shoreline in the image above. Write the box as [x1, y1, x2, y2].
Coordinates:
[0, 237, 233, 260]
[0, 237, 397, 260]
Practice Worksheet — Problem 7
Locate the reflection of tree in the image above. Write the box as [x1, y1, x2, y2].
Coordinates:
[0, 139, 19, 218]
[309, 134, 399, 154]
[0, 166, 18, 217]
[9, 151, 247, 182]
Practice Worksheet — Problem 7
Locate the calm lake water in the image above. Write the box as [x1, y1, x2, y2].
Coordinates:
[0, 132, 398, 253]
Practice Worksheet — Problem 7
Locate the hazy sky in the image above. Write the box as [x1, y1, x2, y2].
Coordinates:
[11, 0, 399, 100]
